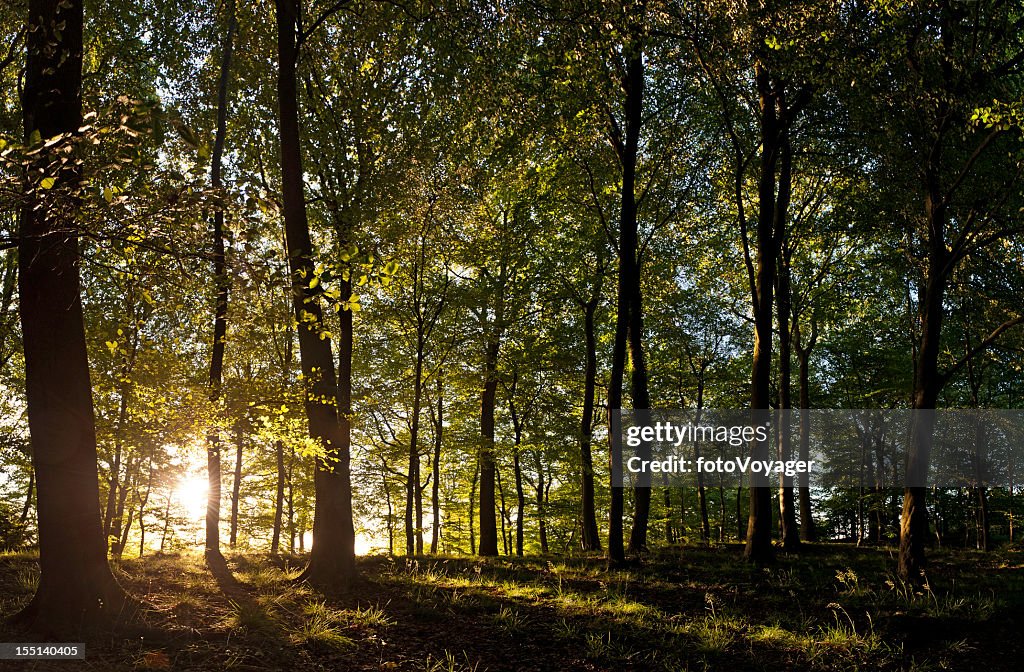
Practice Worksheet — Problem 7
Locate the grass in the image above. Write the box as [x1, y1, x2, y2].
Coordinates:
[0, 545, 1021, 670]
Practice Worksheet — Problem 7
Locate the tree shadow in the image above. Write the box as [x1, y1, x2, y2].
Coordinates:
[205, 550, 290, 652]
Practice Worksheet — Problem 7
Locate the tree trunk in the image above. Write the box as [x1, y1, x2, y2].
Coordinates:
[205, 0, 236, 564]
[272, 440, 285, 554]
[497, 464, 509, 555]
[430, 374, 443, 554]
[102, 373, 130, 549]
[580, 297, 601, 551]
[136, 461, 154, 558]
[607, 24, 645, 567]
[275, 0, 355, 589]
[160, 497, 171, 552]
[287, 448, 296, 553]
[406, 344, 424, 556]
[469, 464, 478, 555]
[623, 33, 651, 558]
[777, 240, 800, 551]
[513, 444, 525, 557]
[744, 63, 785, 566]
[229, 424, 243, 547]
[535, 451, 548, 554]
[736, 485, 744, 541]
[694, 387, 711, 541]
[794, 318, 818, 541]
[15, 0, 131, 632]
[663, 480, 673, 543]
[899, 182, 948, 582]
[478, 333, 500, 556]
[20, 471, 35, 525]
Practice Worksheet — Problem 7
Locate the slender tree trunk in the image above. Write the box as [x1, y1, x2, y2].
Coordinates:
[497, 464, 509, 555]
[272, 440, 285, 554]
[229, 425, 243, 547]
[694, 387, 711, 541]
[513, 444, 525, 557]
[777, 241, 800, 551]
[580, 298, 601, 551]
[736, 486, 744, 541]
[608, 21, 645, 567]
[469, 465, 478, 555]
[160, 496, 172, 552]
[287, 448, 295, 553]
[275, 0, 355, 588]
[794, 319, 817, 541]
[15, 0, 131, 631]
[136, 461, 153, 558]
[718, 482, 725, 542]
[20, 471, 35, 525]
[535, 451, 548, 554]
[102, 379, 130, 547]
[112, 458, 136, 557]
[624, 34, 652, 558]
[430, 374, 443, 554]
[406, 346, 424, 556]
[662, 479, 673, 543]
[205, 0, 236, 564]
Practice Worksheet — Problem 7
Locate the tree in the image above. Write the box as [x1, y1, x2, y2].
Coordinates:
[205, 0, 236, 563]
[273, 0, 355, 589]
[14, 0, 132, 631]
[856, 0, 1024, 582]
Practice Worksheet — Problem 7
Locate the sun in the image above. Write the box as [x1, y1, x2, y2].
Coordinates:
[175, 476, 208, 520]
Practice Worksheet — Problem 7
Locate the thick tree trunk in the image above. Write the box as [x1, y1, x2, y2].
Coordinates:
[744, 62, 781, 567]
[275, 0, 355, 589]
[478, 334, 500, 556]
[14, 0, 132, 633]
[899, 182, 947, 582]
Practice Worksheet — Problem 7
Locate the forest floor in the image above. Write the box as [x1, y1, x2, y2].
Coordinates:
[0, 543, 1022, 671]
